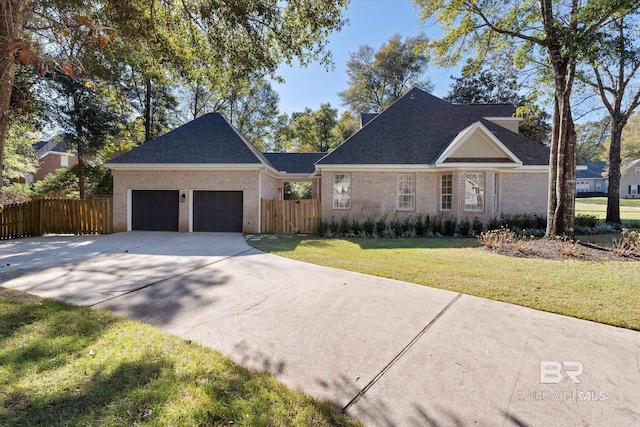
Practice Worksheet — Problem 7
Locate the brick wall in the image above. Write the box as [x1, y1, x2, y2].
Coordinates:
[34, 153, 78, 182]
[112, 169, 261, 233]
[321, 169, 548, 224]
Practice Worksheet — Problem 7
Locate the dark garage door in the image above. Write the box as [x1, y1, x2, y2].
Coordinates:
[132, 190, 179, 231]
[193, 191, 243, 232]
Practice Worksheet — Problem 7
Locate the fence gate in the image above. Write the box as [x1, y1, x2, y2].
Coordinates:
[261, 199, 321, 234]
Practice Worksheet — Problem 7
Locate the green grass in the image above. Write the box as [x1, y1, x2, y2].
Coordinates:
[0, 288, 360, 427]
[248, 236, 640, 331]
[575, 197, 640, 221]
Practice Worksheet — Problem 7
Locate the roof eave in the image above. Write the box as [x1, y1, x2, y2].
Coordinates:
[105, 163, 265, 171]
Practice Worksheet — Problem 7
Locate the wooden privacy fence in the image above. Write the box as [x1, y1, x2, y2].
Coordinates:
[1, 198, 112, 239]
[261, 199, 321, 234]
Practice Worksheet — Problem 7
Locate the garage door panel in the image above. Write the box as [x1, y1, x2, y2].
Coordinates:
[132, 190, 179, 231]
[193, 191, 243, 232]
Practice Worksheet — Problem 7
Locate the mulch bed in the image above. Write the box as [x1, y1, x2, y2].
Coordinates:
[481, 239, 638, 261]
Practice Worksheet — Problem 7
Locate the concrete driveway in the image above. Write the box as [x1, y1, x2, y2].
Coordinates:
[1, 232, 638, 426]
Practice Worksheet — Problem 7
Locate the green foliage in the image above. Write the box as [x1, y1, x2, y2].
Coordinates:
[280, 104, 341, 153]
[0, 183, 32, 207]
[472, 217, 484, 235]
[458, 218, 472, 236]
[621, 112, 640, 161]
[576, 118, 610, 163]
[443, 217, 457, 236]
[575, 214, 599, 228]
[2, 119, 38, 182]
[339, 34, 433, 114]
[32, 163, 112, 199]
[445, 55, 551, 144]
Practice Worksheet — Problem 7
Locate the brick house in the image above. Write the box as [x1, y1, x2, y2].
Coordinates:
[106, 88, 550, 233]
[25, 140, 78, 183]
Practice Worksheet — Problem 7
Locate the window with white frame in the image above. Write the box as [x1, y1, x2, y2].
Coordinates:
[441, 173, 452, 210]
[576, 180, 590, 192]
[60, 155, 69, 167]
[333, 173, 351, 209]
[397, 174, 415, 210]
[635, 166, 640, 175]
[464, 172, 485, 211]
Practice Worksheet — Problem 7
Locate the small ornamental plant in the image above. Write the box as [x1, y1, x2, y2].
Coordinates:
[614, 229, 640, 257]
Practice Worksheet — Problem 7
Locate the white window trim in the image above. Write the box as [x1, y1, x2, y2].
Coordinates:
[440, 173, 453, 211]
[397, 173, 415, 210]
[333, 173, 351, 209]
[464, 172, 485, 212]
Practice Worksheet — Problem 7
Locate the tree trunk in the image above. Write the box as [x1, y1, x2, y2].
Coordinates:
[606, 117, 624, 224]
[0, 0, 31, 189]
[544, 68, 577, 237]
[144, 78, 152, 142]
[78, 152, 86, 200]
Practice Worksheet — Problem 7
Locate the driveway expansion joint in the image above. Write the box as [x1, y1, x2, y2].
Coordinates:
[342, 292, 463, 413]
[88, 248, 254, 307]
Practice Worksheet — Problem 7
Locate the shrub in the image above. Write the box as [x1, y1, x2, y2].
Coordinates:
[488, 217, 502, 230]
[443, 217, 457, 236]
[472, 217, 484, 235]
[351, 218, 362, 234]
[423, 214, 432, 234]
[329, 216, 340, 235]
[375, 216, 387, 236]
[389, 217, 403, 236]
[458, 218, 472, 236]
[340, 215, 351, 235]
[432, 215, 444, 235]
[575, 214, 598, 228]
[362, 217, 375, 235]
[478, 227, 516, 248]
[613, 229, 640, 257]
[0, 183, 32, 207]
[414, 214, 426, 236]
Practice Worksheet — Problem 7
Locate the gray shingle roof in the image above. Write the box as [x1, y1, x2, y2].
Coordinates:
[317, 87, 549, 166]
[577, 161, 607, 179]
[262, 152, 326, 174]
[107, 113, 265, 164]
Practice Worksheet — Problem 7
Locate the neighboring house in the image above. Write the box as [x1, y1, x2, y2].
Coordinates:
[106, 88, 550, 233]
[26, 139, 78, 183]
[576, 161, 608, 196]
[620, 159, 640, 198]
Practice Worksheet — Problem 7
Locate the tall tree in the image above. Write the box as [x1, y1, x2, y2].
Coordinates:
[0, 0, 349, 189]
[579, 14, 640, 224]
[575, 118, 610, 164]
[51, 75, 120, 199]
[416, 0, 638, 237]
[339, 33, 433, 113]
[222, 80, 281, 151]
[282, 104, 340, 153]
[446, 56, 551, 144]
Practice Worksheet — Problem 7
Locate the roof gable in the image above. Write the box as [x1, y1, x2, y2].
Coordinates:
[107, 113, 265, 165]
[317, 87, 548, 167]
[436, 122, 521, 166]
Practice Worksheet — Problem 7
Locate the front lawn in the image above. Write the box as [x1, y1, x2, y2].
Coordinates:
[0, 288, 360, 427]
[248, 236, 640, 331]
[576, 197, 640, 221]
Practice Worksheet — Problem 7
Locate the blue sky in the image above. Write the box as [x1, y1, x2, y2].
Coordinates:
[273, 0, 460, 115]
